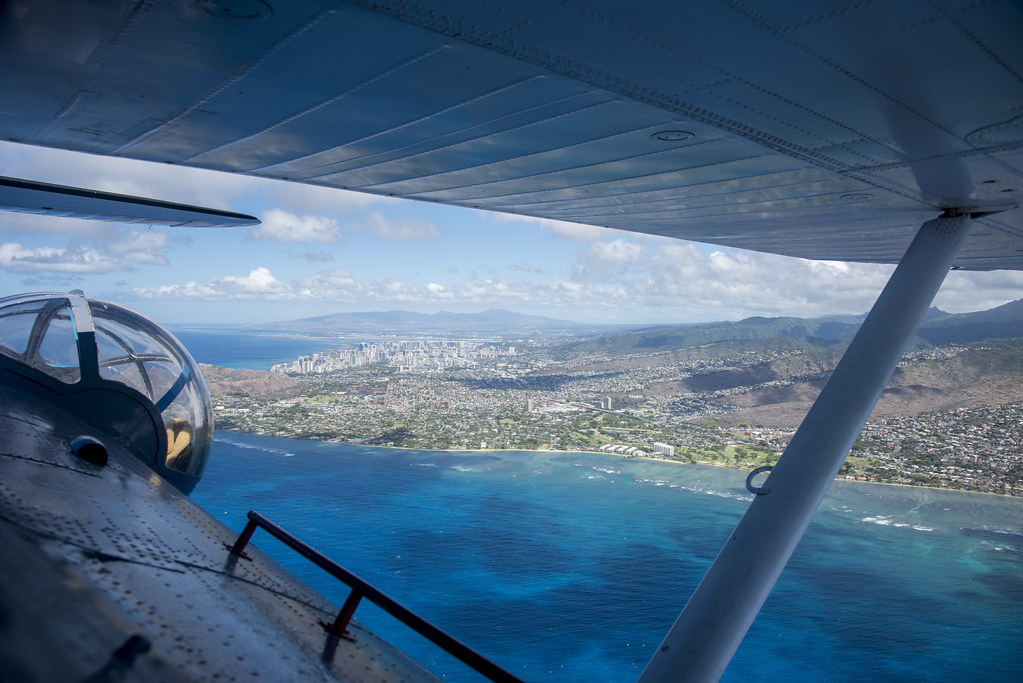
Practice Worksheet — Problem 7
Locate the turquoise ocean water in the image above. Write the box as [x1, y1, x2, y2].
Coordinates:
[183, 331, 1023, 681]
[193, 433, 1023, 682]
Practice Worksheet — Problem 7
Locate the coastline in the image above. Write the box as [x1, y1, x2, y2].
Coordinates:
[216, 429, 1018, 498]
[309, 436, 691, 468]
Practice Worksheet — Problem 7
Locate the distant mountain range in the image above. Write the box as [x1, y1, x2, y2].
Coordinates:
[250, 308, 631, 336]
[915, 299, 1023, 346]
[245, 299, 1023, 349]
[563, 299, 1023, 355]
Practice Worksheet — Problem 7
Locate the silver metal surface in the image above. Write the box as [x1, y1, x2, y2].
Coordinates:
[0, 377, 439, 681]
[0, 176, 260, 227]
[0, 1, 1020, 267]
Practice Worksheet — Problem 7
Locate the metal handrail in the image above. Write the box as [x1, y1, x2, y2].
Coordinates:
[227, 510, 524, 683]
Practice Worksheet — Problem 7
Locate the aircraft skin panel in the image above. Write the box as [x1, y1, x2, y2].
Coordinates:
[0, 376, 439, 682]
[254, 85, 609, 180]
[365, 134, 753, 198]
[0, 0, 1021, 268]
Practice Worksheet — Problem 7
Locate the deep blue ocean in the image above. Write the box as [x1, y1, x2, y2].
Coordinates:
[193, 435, 1023, 682]
[170, 327, 338, 369]
[186, 333, 1023, 682]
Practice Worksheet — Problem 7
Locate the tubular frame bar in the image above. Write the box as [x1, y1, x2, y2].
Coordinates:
[639, 213, 974, 683]
[228, 510, 525, 683]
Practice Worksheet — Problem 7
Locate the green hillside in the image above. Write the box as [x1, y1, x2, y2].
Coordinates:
[562, 300, 1023, 356]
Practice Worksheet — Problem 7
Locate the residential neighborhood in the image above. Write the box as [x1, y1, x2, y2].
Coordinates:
[207, 335, 1023, 497]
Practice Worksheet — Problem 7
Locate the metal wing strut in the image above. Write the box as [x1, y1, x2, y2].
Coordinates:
[639, 210, 977, 682]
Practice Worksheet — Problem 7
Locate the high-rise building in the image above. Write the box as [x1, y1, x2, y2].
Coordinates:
[654, 442, 675, 457]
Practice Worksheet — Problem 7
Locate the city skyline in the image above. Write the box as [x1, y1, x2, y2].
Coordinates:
[3, 140, 1021, 327]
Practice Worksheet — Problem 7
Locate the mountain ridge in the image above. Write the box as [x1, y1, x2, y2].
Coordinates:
[562, 300, 1023, 355]
[246, 308, 635, 335]
[223, 299, 1023, 347]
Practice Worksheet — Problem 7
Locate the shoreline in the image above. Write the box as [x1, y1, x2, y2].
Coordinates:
[216, 429, 1019, 498]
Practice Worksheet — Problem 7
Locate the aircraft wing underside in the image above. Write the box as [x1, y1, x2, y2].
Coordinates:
[1, 0, 1022, 268]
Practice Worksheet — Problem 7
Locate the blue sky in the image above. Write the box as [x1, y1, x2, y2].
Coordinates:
[2, 140, 1021, 326]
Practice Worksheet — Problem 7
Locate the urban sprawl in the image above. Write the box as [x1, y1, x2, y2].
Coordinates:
[212, 338, 1023, 497]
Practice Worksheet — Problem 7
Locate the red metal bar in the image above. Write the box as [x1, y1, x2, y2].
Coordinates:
[325, 590, 364, 637]
[226, 517, 258, 558]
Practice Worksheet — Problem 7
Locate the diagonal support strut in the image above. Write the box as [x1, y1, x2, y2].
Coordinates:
[639, 212, 975, 683]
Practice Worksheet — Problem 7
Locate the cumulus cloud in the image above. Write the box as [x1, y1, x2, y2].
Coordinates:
[293, 269, 365, 300]
[933, 269, 1023, 313]
[0, 228, 170, 274]
[627, 243, 896, 319]
[128, 237, 1021, 323]
[135, 266, 544, 308]
[587, 239, 645, 263]
[0, 243, 114, 273]
[108, 230, 169, 265]
[251, 210, 345, 243]
[226, 267, 286, 293]
[249, 210, 441, 243]
[541, 220, 610, 243]
[137, 267, 291, 300]
[572, 239, 650, 285]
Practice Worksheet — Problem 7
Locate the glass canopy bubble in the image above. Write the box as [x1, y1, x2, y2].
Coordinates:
[0, 292, 213, 493]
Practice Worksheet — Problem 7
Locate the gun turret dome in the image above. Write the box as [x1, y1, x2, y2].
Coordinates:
[0, 292, 213, 493]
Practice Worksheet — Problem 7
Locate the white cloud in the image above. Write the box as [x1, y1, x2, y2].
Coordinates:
[251, 210, 345, 243]
[360, 212, 441, 240]
[226, 267, 285, 293]
[445, 279, 535, 305]
[108, 230, 169, 265]
[542, 220, 610, 243]
[137, 267, 291, 300]
[0, 242, 124, 274]
[633, 243, 897, 318]
[248, 210, 441, 243]
[0, 227, 171, 274]
[1, 243, 105, 273]
[136, 266, 543, 308]
[292, 269, 365, 301]
[587, 239, 645, 263]
[573, 239, 650, 285]
[933, 269, 1023, 313]
[266, 181, 386, 213]
[127, 243, 1023, 325]
[490, 212, 609, 242]
[375, 280, 422, 300]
